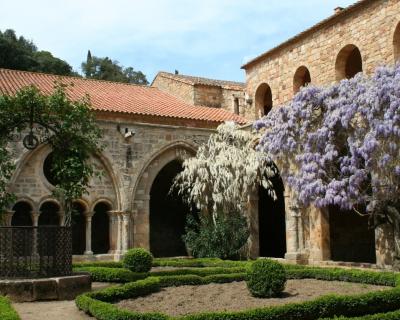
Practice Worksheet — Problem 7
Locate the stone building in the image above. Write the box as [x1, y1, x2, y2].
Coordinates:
[242, 0, 400, 268]
[0, 68, 246, 260]
[152, 72, 252, 120]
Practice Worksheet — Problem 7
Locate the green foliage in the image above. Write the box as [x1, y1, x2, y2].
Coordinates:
[0, 29, 76, 76]
[153, 257, 248, 268]
[82, 51, 148, 85]
[74, 267, 148, 283]
[246, 259, 287, 298]
[123, 248, 153, 273]
[183, 212, 249, 259]
[0, 296, 20, 320]
[0, 85, 102, 222]
[73, 261, 123, 268]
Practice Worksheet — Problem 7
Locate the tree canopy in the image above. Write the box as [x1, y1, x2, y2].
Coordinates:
[82, 50, 148, 85]
[174, 122, 277, 219]
[0, 85, 102, 225]
[0, 29, 77, 76]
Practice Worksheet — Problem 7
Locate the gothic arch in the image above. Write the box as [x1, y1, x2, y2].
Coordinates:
[131, 141, 197, 250]
[335, 44, 363, 80]
[293, 66, 311, 94]
[255, 83, 273, 118]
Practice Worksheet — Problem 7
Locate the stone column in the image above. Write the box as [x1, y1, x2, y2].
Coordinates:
[107, 211, 120, 254]
[308, 206, 330, 263]
[31, 212, 40, 227]
[84, 211, 94, 255]
[247, 192, 259, 259]
[2, 210, 14, 226]
[58, 211, 65, 226]
[375, 223, 395, 269]
[121, 212, 130, 254]
[30, 211, 40, 258]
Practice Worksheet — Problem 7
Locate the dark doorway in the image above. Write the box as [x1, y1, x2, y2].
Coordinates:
[150, 160, 189, 257]
[329, 206, 376, 263]
[72, 202, 86, 255]
[11, 202, 32, 226]
[92, 202, 110, 254]
[258, 175, 286, 258]
[38, 202, 60, 226]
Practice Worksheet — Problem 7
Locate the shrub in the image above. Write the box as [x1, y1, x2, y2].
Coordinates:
[183, 212, 249, 259]
[0, 296, 20, 320]
[123, 248, 153, 273]
[74, 266, 148, 283]
[246, 259, 286, 298]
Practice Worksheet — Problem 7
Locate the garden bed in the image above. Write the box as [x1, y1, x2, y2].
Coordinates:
[116, 279, 388, 317]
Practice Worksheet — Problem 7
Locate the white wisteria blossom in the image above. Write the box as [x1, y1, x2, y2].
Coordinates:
[173, 122, 278, 219]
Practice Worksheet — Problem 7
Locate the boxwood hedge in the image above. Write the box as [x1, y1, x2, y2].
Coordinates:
[75, 263, 400, 320]
[0, 296, 20, 320]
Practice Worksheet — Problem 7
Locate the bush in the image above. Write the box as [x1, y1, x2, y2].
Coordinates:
[246, 259, 286, 298]
[123, 248, 153, 273]
[74, 266, 148, 283]
[0, 296, 20, 320]
[183, 212, 249, 259]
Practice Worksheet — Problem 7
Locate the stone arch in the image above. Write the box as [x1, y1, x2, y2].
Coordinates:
[335, 44, 363, 80]
[38, 200, 60, 226]
[131, 141, 197, 251]
[11, 201, 33, 226]
[90, 198, 114, 213]
[92, 200, 112, 254]
[255, 83, 273, 118]
[293, 66, 311, 94]
[393, 22, 400, 63]
[72, 200, 87, 255]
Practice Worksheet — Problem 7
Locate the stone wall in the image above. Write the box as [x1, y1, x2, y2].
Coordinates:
[152, 76, 194, 105]
[244, 0, 400, 116]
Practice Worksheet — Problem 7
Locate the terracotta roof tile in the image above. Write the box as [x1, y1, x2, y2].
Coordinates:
[154, 71, 245, 90]
[0, 68, 247, 125]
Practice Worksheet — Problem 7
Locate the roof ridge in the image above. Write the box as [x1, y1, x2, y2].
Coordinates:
[0, 68, 154, 89]
[157, 71, 245, 86]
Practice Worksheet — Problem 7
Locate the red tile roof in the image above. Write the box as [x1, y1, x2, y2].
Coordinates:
[0, 68, 247, 125]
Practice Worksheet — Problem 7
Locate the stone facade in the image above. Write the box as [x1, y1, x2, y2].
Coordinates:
[152, 72, 253, 120]
[243, 0, 400, 268]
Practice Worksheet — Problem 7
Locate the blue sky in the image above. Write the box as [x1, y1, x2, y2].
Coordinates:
[0, 0, 355, 83]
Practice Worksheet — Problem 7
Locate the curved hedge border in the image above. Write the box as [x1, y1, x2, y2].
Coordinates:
[75, 264, 400, 320]
[0, 296, 20, 320]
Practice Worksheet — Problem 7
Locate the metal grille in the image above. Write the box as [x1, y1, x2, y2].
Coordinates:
[0, 226, 72, 278]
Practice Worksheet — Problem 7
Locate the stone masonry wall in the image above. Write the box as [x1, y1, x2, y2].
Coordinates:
[245, 0, 400, 117]
[152, 76, 194, 105]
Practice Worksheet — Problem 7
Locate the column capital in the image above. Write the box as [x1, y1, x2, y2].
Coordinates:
[84, 211, 94, 218]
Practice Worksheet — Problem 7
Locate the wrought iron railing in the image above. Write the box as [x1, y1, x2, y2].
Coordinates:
[0, 226, 72, 278]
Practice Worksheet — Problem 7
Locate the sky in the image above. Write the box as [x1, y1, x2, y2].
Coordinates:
[0, 0, 356, 83]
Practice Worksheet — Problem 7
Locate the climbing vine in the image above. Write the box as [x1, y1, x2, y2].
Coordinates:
[0, 84, 102, 225]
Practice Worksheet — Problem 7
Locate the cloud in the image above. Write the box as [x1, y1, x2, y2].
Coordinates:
[0, 0, 356, 81]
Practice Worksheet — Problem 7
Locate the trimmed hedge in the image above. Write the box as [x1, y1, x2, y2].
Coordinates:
[124, 248, 153, 273]
[320, 309, 400, 319]
[73, 261, 123, 269]
[0, 296, 20, 320]
[74, 267, 148, 283]
[152, 258, 248, 268]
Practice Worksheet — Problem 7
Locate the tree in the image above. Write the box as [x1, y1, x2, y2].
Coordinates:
[174, 122, 277, 220]
[0, 29, 76, 76]
[0, 85, 102, 225]
[255, 64, 400, 268]
[82, 50, 149, 85]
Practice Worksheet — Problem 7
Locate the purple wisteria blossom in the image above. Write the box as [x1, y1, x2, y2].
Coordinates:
[255, 65, 400, 215]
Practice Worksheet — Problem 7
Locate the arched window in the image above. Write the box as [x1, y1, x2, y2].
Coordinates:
[255, 83, 273, 117]
[39, 201, 60, 226]
[11, 201, 33, 226]
[293, 66, 311, 94]
[335, 44, 363, 80]
[393, 22, 400, 63]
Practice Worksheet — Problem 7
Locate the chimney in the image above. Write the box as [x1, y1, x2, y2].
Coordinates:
[175, 70, 179, 75]
[334, 6, 344, 14]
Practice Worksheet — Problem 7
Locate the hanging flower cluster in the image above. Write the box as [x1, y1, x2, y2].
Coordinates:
[255, 64, 400, 216]
[173, 122, 277, 217]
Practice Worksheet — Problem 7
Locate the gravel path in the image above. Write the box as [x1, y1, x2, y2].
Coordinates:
[13, 282, 112, 320]
[117, 279, 389, 317]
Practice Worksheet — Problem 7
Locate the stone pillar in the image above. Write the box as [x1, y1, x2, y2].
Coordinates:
[247, 192, 259, 259]
[84, 211, 94, 255]
[31, 212, 40, 227]
[133, 195, 150, 251]
[308, 206, 330, 263]
[107, 211, 120, 254]
[121, 212, 130, 254]
[375, 223, 395, 269]
[2, 210, 14, 226]
[58, 211, 65, 226]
